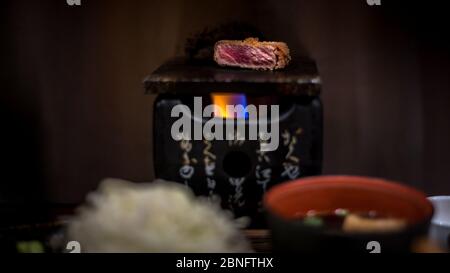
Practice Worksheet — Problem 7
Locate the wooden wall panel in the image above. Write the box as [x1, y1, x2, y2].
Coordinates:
[1, 0, 449, 204]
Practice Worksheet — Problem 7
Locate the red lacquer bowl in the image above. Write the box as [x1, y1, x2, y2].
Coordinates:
[264, 175, 434, 253]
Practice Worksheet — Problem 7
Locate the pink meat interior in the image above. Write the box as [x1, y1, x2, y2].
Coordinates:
[216, 44, 276, 68]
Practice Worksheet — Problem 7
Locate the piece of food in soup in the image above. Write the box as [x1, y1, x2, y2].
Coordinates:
[342, 213, 407, 233]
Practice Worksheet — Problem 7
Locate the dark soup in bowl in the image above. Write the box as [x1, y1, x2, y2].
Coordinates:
[264, 176, 434, 253]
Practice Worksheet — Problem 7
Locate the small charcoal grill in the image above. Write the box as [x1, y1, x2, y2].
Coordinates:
[144, 57, 323, 226]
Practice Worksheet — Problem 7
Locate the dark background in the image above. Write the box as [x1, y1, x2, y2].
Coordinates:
[1, 0, 449, 206]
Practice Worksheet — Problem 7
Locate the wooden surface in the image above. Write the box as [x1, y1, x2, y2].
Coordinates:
[1, 223, 446, 253]
[2, 0, 450, 205]
[244, 229, 272, 253]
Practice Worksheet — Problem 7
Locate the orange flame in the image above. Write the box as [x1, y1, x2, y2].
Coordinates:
[211, 93, 248, 119]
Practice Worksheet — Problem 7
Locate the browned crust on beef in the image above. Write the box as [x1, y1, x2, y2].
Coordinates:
[214, 38, 291, 70]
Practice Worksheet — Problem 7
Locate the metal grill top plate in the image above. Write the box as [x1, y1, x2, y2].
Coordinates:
[144, 57, 321, 96]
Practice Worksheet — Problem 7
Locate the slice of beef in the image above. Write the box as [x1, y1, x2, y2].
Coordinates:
[185, 22, 265, 61]
[214, 38, 291, 70]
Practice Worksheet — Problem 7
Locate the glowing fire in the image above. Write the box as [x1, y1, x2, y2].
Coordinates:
[211, 93, 248, 119]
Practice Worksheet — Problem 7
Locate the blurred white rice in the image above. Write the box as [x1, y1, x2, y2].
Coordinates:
[67, 178, 250, 253]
